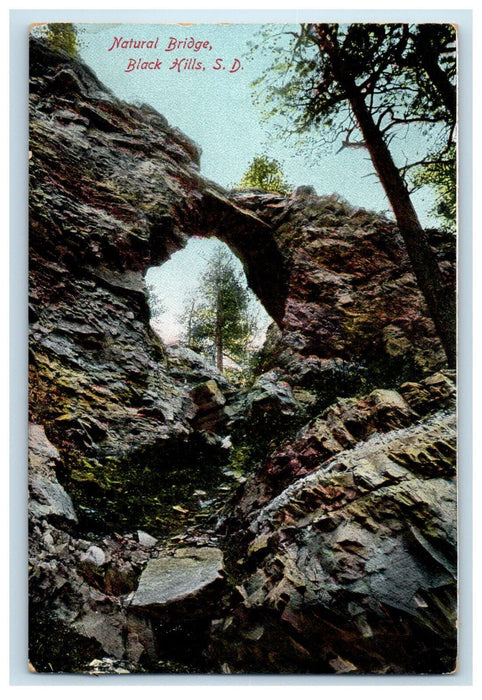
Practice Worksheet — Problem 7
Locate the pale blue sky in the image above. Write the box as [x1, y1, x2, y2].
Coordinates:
[146, 238, 273, 344]
[73, 22, 440, 343]
[77, 23, 437, 211]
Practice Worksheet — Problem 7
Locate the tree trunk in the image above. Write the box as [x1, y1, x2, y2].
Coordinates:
[315, 25, 456, 367]
[215, 332, 223, 373]
[187, 299, 195, 349]
[215, 288, 224, 373]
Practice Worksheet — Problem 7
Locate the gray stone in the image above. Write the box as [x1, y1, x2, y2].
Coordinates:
[29, 472, 78, 524]
[28, 423, 60, 462]
[28, 423, 78, 524]
[369, 388, 411, 412]
[167, 346, 231, 391]
[191, 380, 226, 409]
[81, 545, 106, 567]
[250, 371, 295, 413]
[137, 530, 158, 548]
[190, 380, 228, 433]
[73, 610, 125, 659]
[43, 532, 55, 548]
[227, 370, 296, 428]
[131, 547, 224, 609]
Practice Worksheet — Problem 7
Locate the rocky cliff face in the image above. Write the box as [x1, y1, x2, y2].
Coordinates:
[213, 372, 457, 673]
[28, 38, 457, 675]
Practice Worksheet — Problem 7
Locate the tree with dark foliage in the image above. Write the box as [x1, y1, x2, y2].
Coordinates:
[182, 245, 258, 373]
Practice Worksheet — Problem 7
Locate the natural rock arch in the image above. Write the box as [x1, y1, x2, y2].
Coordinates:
[146, 187, 289, 329]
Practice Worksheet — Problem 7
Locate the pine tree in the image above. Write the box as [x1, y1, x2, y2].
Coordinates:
[182, 245, 259, 373]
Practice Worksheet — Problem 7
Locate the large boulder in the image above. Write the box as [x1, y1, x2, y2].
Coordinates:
[131, 547, 224, 613]
[190, 380, 228, 434]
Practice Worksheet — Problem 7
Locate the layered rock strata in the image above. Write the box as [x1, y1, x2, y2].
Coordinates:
[212, 373, 457, 673]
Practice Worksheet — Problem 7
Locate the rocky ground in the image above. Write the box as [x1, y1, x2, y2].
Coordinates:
[28, 38, 457, 675]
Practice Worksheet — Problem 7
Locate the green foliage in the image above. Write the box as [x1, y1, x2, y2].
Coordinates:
[222, 364, 254, 388]
[44, 23, 80, 57]
[66, 439, 228, 538]
[181, 243, 259, 373]
[238, 155, 291, 194]
[224, 436, 277, 482]
[413, 146, 456, 231]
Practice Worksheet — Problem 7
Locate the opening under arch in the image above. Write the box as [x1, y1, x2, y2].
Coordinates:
[145, 237, 274, 373]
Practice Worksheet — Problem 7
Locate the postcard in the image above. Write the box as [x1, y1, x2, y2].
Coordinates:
[28, 20, 458, 675]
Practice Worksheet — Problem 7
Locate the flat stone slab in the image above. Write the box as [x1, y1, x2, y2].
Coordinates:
[131, 547, 224, 609]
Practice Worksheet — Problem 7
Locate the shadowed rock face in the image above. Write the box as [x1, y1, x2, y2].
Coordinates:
[28, 38, 457, 675]
[230, 190, 452, 376]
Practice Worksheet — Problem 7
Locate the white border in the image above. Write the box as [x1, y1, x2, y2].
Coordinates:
[6, 4, 476, 695]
